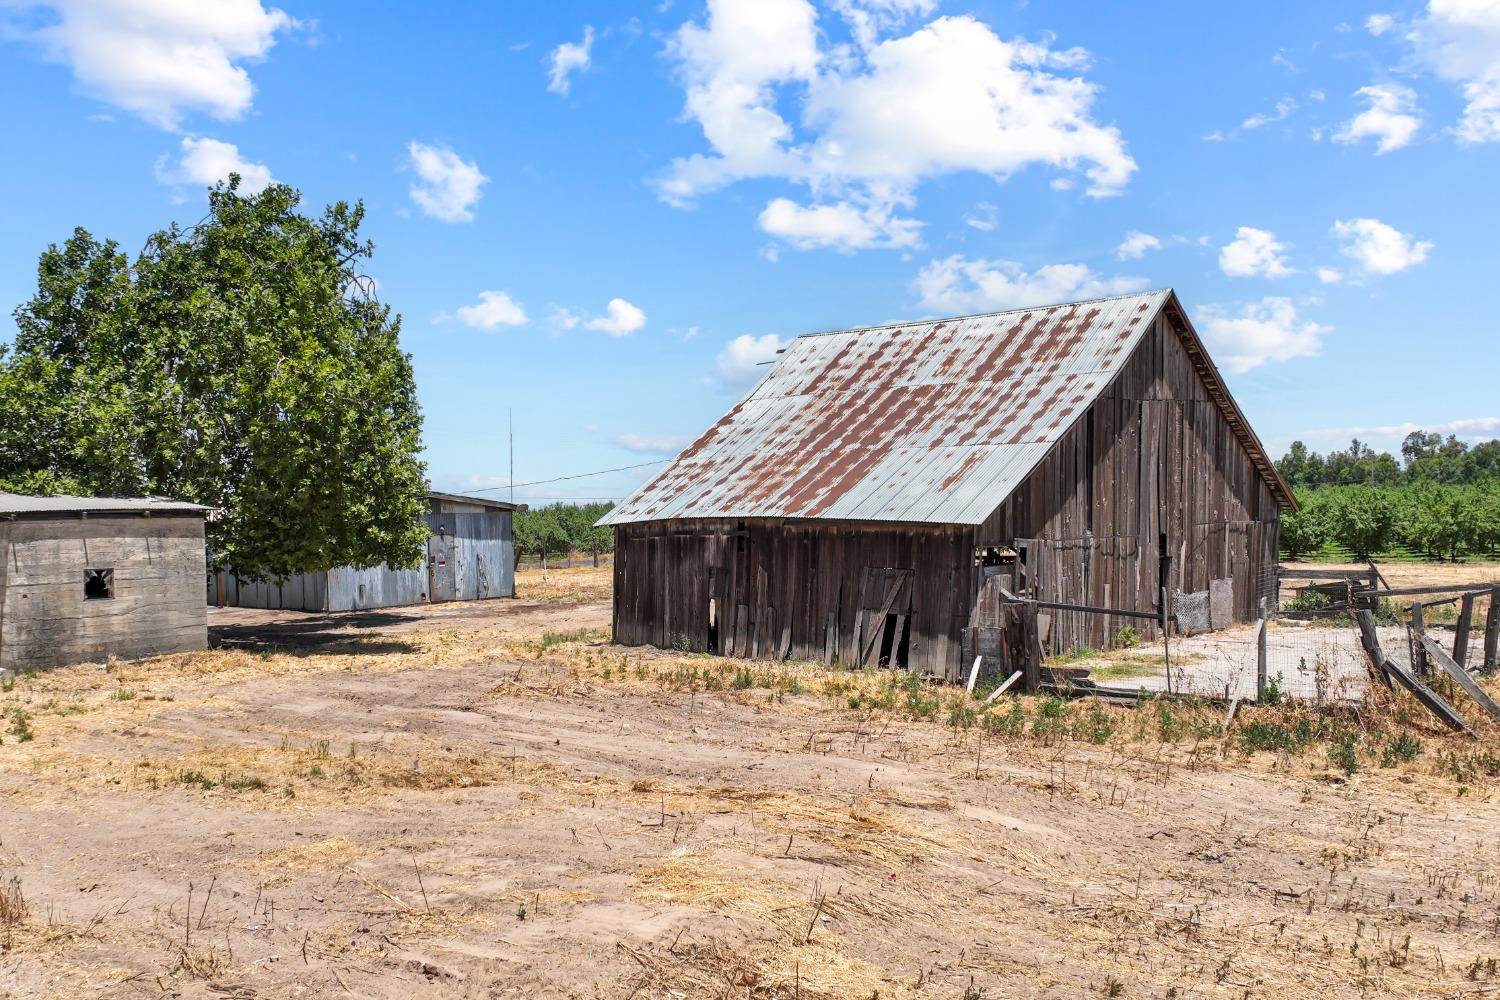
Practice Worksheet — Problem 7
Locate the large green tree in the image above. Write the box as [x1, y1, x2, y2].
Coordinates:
[0, 179, 429, 581]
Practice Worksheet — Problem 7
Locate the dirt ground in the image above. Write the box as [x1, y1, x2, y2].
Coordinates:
[4, 565, 1500, 999]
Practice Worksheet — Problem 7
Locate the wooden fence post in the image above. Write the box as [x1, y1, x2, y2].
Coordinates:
[1455, 592, 1476, 670]
[1022, 600, 1043, 694]
[1484, 586, 1500, 674]
[1355, 609, 1394, 690]
[1256, 598, 1268, 701]
[1410, 602, 1427, 677]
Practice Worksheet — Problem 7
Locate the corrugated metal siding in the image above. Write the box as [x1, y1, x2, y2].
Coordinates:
[216, 505, 516, 611]
[327, 564, 427, 612]
[602, 291, 1173, 527]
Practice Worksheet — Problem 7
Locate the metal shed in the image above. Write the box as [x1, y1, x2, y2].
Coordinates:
[0, 493, 209, 671]
[214, 492, 525, 612]
[602, 290, 1295, 680]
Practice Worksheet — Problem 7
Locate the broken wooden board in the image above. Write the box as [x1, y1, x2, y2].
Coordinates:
[1381, 654, 1471, 734]
[1421, 635, 1500, 723]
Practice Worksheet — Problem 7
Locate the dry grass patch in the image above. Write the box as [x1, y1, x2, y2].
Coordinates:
[515, 564, 613, 605]
[249, 836, 367, 880]
[636, 848, 798, 917]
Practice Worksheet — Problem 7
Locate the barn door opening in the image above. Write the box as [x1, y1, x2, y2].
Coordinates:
[855, 567, 914, 669]
[707, 565, 726, 654]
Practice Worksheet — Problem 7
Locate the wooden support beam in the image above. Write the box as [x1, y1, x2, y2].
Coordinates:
[1032, 600, 1162, 622]
[1374, 583, 1500, 599]
[1279, 567, 1376, 581]
[1421, 635, 1500, 723]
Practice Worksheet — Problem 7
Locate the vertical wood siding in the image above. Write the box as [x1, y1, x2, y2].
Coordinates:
[976, 313, 1280, 649]
[613, 520, 975, 679]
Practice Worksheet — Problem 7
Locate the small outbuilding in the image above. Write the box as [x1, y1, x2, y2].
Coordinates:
[0, 493, 210, 671]
[601, 289, 1296, 681]
[214, 491, 525, 612]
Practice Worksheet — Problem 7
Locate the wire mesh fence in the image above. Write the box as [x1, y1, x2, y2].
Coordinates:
[1052, 618, 1379, 705]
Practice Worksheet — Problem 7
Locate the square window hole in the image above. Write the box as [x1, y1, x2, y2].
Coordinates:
[85, 568, 114, 600]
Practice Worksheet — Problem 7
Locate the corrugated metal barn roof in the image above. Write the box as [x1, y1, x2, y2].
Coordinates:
[601, 289, 1288, 527]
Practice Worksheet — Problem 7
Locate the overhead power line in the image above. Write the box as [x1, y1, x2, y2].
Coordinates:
[469, 459, 668, 494]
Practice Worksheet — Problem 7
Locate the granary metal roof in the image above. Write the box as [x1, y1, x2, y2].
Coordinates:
[0, 493, 210, 517]
[601, 289, 1292, 527]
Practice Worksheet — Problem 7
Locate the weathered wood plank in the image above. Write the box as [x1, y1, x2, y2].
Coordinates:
[1422, 635, 1500, 722]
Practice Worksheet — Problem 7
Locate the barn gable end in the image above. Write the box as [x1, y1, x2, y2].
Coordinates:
[975, 298, 1282, 650]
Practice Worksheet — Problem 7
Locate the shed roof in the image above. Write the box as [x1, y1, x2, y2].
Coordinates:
[602, 289, 1293, 527]
[0, 492, 210, 517]
[425, 491, 527, 512]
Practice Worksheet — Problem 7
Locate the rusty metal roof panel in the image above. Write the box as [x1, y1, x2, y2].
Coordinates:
[601, 289, 1173, 527]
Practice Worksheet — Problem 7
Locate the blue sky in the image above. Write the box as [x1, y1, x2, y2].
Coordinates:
[1, 0, 1497, 505]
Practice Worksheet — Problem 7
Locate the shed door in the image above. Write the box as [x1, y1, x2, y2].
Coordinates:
[428, 532, 456, 603]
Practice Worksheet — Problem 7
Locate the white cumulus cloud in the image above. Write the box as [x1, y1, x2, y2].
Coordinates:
[1316, 266, 1343, 284]
[1366, 13, 1395, 35]
[1333, 83, 1422, 153]
[154, 136, 272, 193]
[1115, 230, 1161, 260]
[455, 291, 528, 330]
[583, 298, 647, 337]
[1406, 0, 1500, 143]
[1242, 97, 1296, 130]
[659, 2, 1135, 247]
[1332, 217, 1433, 276]
[406, 141, 488, 223]
[1199, 297, 1329, 374]
[758, 197, 921, 251]
[4, 0, 295, 130]
[914, 256, 1149, 314]
[547, 25, 594, 95]
[1219, 226, 1294, 278]
[830, 0, 937, 49]
[716, 333, 786, 385]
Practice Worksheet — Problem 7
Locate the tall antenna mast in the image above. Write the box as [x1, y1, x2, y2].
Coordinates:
[509, 408, 514, 505]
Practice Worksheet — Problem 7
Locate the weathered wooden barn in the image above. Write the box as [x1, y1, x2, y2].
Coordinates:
[600, 289, 1296, 681]
[214, 491, 524, 612]
[0, 493, 209, 671]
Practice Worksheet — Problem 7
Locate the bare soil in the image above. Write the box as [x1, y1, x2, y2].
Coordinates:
[2, 565, 1500, 999]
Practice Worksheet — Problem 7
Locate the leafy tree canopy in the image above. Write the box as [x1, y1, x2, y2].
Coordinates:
[0, 179, 429, 581]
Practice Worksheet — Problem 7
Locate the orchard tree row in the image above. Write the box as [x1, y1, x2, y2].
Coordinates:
[1279, 483, 1500, 561]
[512, 502, 615, 562]
[1276, 433, 1500, 561]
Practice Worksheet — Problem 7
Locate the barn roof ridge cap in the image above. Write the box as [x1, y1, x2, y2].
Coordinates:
[788, 288, 1175, 341]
